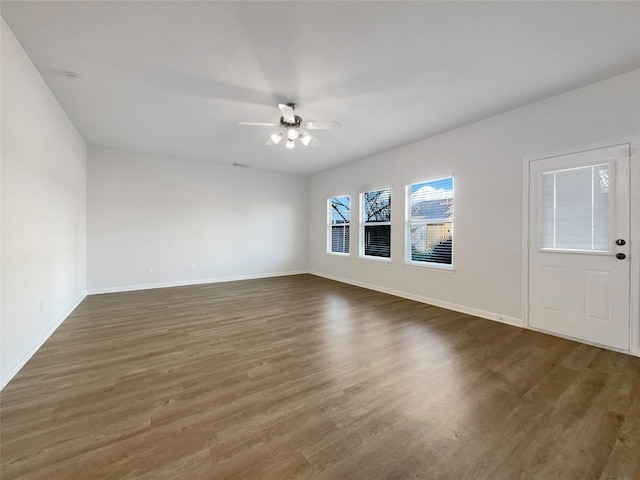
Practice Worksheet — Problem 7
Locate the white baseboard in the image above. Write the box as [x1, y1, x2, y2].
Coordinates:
[1, 293, 86, 391]
[87, 270, 309, 295]
[309, 270, 524, 328]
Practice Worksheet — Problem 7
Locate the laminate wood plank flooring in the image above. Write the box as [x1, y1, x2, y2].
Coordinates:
[1, 274, 639, 479]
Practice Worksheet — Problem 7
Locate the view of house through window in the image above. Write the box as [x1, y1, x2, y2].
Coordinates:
[407, 177, 453, 265]
[328, 195, 350, 254]
[361, 188, 391, 258]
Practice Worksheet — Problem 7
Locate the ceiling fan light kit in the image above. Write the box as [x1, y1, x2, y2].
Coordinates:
[270, 132, 284, 145]
[239, 103, 341, 151]
[299, 132, 311, 146]
[287, 127, 299, 140]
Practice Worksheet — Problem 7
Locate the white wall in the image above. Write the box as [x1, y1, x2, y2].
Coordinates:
[1, 19, 87, 388]
[309, 70, 640, 329]
[87, 147, 308, 292]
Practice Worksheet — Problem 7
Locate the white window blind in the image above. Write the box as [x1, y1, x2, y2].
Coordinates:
[361, 189, 391, 258]
[540, 164, 609, 251]
[328, 195, 350, 254]
[406, 177, 453, 265]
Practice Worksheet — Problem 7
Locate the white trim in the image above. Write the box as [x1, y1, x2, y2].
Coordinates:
[405, 176, 455, 266]
[523, 141, 632, 164]
[327, 195, 351, 255]
[359, 188, 392, 259]
[628, 138, 640, 357]
[402, 261, 456, 273]
[359, 254, 392, 262]
[309, 270, 523, 328]
[522, 152, 531, 331]
[357, 255, 392, 264]
[87, 270, 308, 295]
[523, 137, 640, 358]
[536, 248, 611, 256]
[529, 326, 631, 356]
[1, 293, 86, 391]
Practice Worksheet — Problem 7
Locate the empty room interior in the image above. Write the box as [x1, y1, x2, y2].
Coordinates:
[2, 1, 640, 479]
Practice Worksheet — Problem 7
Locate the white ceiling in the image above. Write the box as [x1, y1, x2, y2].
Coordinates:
[2, 1, 639, 175]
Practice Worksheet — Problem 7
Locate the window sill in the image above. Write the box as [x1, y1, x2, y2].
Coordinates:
[326, 252, 350, 257]
[403, 261, 455, 273]
[359, 255, 392, 264]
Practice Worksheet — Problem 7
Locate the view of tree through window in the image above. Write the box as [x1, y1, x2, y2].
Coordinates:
[407, 178, 453, 265]
[329, 196, 350, 253]
[362, 189, 391, 258]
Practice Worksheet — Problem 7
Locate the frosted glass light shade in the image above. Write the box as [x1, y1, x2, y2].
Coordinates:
[287, 128, 299, 140]
[270, 132, 283, 144]
[299, 132, 311, 146]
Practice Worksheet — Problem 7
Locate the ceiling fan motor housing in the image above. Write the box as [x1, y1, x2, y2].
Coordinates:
[280, 115, 303, 128]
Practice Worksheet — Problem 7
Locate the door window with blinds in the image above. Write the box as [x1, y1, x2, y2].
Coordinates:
[540, 164, 610, 252]
[361, 188, 391, 259]
[406, 177, 453, 266]
[328, 195, 350, 254]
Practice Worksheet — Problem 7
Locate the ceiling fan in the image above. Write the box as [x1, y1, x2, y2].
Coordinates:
[239, 103, 341, 150]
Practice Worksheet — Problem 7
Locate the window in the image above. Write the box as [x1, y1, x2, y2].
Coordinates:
[361, 188, 391, 258]
[328, 195, 350, 254]
[406, 177, 453, 265]
[540, 164, 609, 251]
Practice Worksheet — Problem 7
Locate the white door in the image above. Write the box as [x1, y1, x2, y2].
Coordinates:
[528, 144, 630, 350]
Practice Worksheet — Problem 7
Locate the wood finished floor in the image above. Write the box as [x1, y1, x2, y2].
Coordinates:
[1, 274, 639, 480]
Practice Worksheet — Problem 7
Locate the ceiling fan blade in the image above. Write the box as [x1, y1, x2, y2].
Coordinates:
[308, 134, 322, 147]
[278, 104, 296, 124]
[238, 122, 276, 127]
[305, 121, 341, 130]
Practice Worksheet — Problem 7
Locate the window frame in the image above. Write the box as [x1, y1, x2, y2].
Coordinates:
[327, 195, 351, 255]
[405, 176, 454, 269]
[359, 188, 392, 261]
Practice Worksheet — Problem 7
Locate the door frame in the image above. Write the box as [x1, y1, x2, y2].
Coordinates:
[522, 138, 640, 357]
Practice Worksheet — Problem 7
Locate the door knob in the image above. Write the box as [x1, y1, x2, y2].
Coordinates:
[616, 253, 626, 260]
[615, 239, 626, 246]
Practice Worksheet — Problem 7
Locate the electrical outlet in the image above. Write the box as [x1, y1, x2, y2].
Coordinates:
[190, 264, 196, 271]
[146, 266, 153, 274]
[39, 301, 45, 314]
